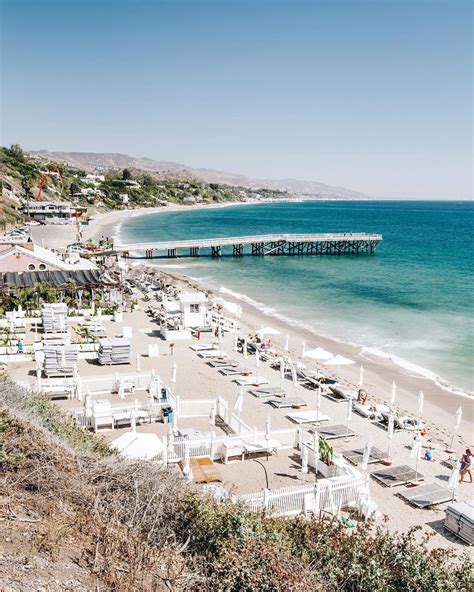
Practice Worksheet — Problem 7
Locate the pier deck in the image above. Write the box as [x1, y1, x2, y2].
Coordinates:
[117, 233, 382, 259]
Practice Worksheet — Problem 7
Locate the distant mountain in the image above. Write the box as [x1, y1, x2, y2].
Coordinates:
[29, 150, 368, 198]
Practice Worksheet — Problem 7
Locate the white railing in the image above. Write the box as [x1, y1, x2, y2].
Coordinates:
[238, 475, 367, 517]
[177, 398, 216, 418]
[118, 233, 383, 251]
[228, 412, 253, 436]
[253, 428, 299, 449]
[80, 371, 155, 395]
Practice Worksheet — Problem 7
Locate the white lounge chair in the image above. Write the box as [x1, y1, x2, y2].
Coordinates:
[286, 410, 330, 424]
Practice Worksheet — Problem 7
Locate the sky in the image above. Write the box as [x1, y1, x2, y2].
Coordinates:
[1, 0, 472, 199]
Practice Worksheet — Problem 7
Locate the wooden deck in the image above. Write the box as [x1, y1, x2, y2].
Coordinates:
[116, 232, 383, 259]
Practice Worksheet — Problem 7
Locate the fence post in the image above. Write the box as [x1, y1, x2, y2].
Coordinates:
[314, 481, 321, 517]
[263, 488, 270, 513]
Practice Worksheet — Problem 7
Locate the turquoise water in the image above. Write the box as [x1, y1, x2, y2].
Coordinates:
[120, 201, 474, 393]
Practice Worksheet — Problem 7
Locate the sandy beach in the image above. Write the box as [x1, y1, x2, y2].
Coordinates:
[24, 207, 473, 552]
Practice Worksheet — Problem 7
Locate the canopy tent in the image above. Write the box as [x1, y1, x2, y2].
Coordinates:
[0, 269, 116, 289]
[304, 347, 333, 360]
[110, 432, 165, 460]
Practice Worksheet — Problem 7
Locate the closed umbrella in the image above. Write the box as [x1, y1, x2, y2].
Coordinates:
[209, 403, 217, 426]
[360, 438, 373, 472]
[136, 353, 141, 373]
[265, 415, 272, 458]
[284, 334, 289, 352]
[410, 434, 423, 482]
[325, 355, 354, 379]
[312, 429, 320, 482]
[183, 443, 191, 480]
[359, 365, 364, 389]
[301, 443, 309, 476]
[301, 340, 306, 358]
[279, 357, 285, 388]
[171, 362, 177, 385]
[234, 389, 244, 414]
[291, 365, 298, 391]
[387, 412, 395, 459]
[390, 381, 397, 407]
[304, 347, 333, 361]
[447, 406, 463, 452]
[243, 338, 248, 369]
[130, 411, 137, 432]
[448, 459, 460, 501]
[117, 379, 125, 400]
[255, 351, 260, 383]
[316, 385, 322, 422]
[417, 391, 424, 421]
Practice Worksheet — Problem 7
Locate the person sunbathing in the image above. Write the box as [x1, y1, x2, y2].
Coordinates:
[460, 449, 473, 483]
[357, 389, 368, 404]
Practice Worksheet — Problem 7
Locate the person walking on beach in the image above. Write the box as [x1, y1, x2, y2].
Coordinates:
[17, 338, 23, 354]
[459, 449, 473, 483]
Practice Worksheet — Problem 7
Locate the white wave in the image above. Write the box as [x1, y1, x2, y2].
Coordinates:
[359, 346, 474, 399]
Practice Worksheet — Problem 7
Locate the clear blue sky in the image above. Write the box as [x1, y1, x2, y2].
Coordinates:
[1, 0, 472, 198]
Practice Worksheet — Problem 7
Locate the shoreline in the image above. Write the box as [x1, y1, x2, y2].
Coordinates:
[36, 204, 473, 442]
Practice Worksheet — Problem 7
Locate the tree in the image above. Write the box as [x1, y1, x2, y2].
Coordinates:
[7, 144, 25, 162]
[122, 168, 132, 180]
[70, 182, 79, 197]
[21, 176, 33, 200]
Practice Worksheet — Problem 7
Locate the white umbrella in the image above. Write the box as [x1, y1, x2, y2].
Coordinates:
[312, 429, 320, 481]
[316, 385, 322, 422]
[265, 415, 272, 455]
[390, 381, 397, 407]
[243, 338, 248, 364]
[91, 301, 95, 316]
[284, 334, 289, 352]
[304, 347, 333, 361]
[171, 362, 177, 384]
[117, 379, 125, 400]
[223, 301, 242, 317]
[234, 389, 244, 414]
[410, 434, 423, 482]
[387, 412, 395, 459]
[325, 355, 354, 367]
[417, 391, 424, 420]
[279, 357, 285, 387]
[301, 340, 306, 358]
[360, 438, 373, 472]
[448, 406, 463, 452]
[448, 459, 460, 501]
[255, 351, 260, 382]
[130, 412, 137, 432]
[345, 398, 352, 433]
[291, 365, 298, 390]
[256, 326, 280, 337]
[209, 403, 217, 426]
[301, 443, 309, 476]
[183, 443, 191, 480]
[136, 352, 141, 373]
[358, 365, 364, 389]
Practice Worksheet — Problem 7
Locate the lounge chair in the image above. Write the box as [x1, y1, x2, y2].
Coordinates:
[219, 367, 251, 376]
[326, 385, 357, 402]
[380, 410, 425, 432]
[190, 343, 218, 352]
[354, 403, 390, 421]
[286, 410, 330, 424]
[207, 359, 239, 368]
[268, 397, 307, 409]
[198, 350, 228, 359]
[249, 387, 286, 398]
[234, 375, 270, 387]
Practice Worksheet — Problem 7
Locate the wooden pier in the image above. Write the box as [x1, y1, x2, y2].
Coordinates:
[117, 233, 382, 259]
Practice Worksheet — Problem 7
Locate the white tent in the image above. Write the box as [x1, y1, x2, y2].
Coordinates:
[110, 432, 165, 460]
[325, 355, 354, 367]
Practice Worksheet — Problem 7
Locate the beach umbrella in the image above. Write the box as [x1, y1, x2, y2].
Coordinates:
[390, 381, 397, 407]
[223, 301, 242, 317]
[417, 391, 424, 420]
[448, 459, 460, 501]
[325, 355, 354, 367]
[410, 434, 423, 482]
[360, 438, 373, 472]
[234, 389, 244, 414]
[359, 365, 364, 389]
[345, 398, 352, 432]
[136, 353, 141, 373]
[91, 301, 95, 316]
[313, 429, 320, 481]
[130, 411, 137, 432]
[301, 340, 306, 358]
[387, 412, 395, 459]
[257, 326, 280, 337]
[279, 357, 285, 387]
[171, 361, 177, 384]
[304, 347, 333, 361]
[316, 385, 322, 422]
[255, 351, 260, 382]
[448, 406, 463, 452]
[301, 443, 309, 476]
[284, 334, 289, 352]
[291, 365, 298, 390]
[117, 379, 125, 400]
[209, 402, 217, 426]
[97, 307, 102, 326]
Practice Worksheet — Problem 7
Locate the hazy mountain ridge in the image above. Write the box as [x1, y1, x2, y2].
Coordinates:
[29, 150, 368, 198]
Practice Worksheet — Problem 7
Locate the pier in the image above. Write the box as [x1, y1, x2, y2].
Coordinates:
[117, 233, 382, 259]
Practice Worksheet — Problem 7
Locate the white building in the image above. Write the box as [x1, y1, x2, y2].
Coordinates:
[179, 292, 207, 328]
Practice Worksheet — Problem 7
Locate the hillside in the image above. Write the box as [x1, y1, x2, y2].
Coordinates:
[0, 378, 471, 591]
[29, 150, 368, 199]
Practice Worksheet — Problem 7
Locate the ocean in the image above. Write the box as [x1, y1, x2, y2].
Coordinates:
[118, 200, 474, 395]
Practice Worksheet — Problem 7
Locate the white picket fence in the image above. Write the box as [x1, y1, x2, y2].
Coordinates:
[80, 371, 155, 395]
[238, 475, 368, 517]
